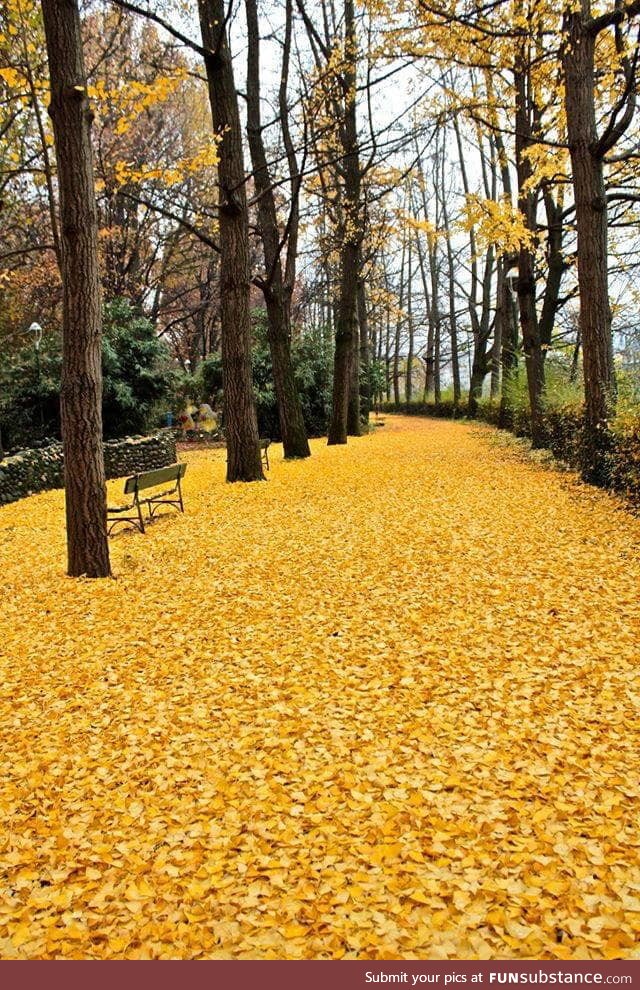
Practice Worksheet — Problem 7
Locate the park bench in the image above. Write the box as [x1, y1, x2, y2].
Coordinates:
[223, 438, 271, 469]
[179, 430, 271, 470]
[107, 462, 187, 535]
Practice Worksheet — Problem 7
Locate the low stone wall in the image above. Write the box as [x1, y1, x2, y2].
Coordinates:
[0, 431, 177, 507]
[103, 432, 177, 480]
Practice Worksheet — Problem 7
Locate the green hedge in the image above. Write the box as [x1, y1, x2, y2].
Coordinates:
[377, 400, 466, 420]
[608, 412, 640, 507]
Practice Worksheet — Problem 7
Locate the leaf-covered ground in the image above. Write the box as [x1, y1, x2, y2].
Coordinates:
[1, 416, 639, 960]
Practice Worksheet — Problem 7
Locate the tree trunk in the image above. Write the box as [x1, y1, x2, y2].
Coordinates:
[198, 0, 263, 481]
[490, 308, 502, 398]
[327, 0, 362, 445]
[347, 286, 361, 435]
[329, 238, 359, 442]
[393, 233, 406, 407]
[434, 307, 441, 404]
[467, 245, 494, 418]
[357, 259, 371, 421]
[245, 0, 310, 459]
[498, 254, 519, 428]
[538, 190, 566, 355]
[442, 195, 461, 405]
[429, 236, 441, 403]
[405, 236, 414, 401]
[570, 326, 582, 383]
[42, 0, 111, 579]
[514, 50, 545, 447]
[384, 266, 392, 401]
[563, 7, 616, 483]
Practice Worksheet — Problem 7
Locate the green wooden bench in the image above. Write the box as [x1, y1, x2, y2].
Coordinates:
[108, 462, 187, 535]
[218, 433, 271, 469]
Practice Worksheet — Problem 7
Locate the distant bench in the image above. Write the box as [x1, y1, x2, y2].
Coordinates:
[177, 432, 271, 470]
[108, 462, 187, 535]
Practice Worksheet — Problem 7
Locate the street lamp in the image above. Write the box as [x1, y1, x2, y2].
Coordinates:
[29, 322, 43, 350]
[28, 322, 44, 438]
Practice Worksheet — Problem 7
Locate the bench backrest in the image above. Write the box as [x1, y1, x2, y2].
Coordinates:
[124, 462, 186, 494]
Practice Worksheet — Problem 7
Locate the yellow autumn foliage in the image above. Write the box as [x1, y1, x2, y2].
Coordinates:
[88, 74, 188, 137]
[461, 195, 535, 256]
[0, 417, 639, 959]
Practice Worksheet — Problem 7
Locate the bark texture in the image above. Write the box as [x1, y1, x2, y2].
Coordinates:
[514, 51, 545, 447]
[198, 0, 264, 482]
[563, 5, 616, 484]
[42, 0, 111, 578]
[245, 0, 310, 459]
[327, 0, 362, 445]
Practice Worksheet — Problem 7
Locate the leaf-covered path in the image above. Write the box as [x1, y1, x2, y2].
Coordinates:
[1, 416, 639, 959]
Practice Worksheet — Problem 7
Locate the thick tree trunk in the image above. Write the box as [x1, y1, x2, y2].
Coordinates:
[563, 7, 616, 483]
[514, 53, 545, 447]
[329, 238, 359, 442]
[198, 0, 263, 481]
[245, 0, 310, 459]
[327, 0, 362, 445]
[42, 0, 111, 579]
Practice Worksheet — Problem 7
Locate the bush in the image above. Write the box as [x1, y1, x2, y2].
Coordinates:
[609, 408, 640, 508]
[191, 312, 333, 440]
[291, 329, 333, 437]
[102, 299, 177, 438]
[0, 334, 62, 450]
[378, 399, 466, 420]
[0, 299, 178, 449]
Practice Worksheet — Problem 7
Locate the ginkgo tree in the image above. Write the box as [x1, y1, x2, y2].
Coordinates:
[197, 0, 264, 481]
[245, 0, 311, 459]
[562, 0, 640, 482]
[41, 0, 111, 578]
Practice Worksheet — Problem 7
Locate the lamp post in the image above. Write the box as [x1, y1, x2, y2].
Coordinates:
[28, 322, 44, 438]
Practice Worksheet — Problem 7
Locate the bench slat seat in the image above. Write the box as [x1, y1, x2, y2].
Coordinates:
[108, 462, 186, 535]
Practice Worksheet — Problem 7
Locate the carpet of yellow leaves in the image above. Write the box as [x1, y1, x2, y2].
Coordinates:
[1, 416, 639, 960]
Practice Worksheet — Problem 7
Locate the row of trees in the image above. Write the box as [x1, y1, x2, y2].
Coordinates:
[2, 0, 640, 576]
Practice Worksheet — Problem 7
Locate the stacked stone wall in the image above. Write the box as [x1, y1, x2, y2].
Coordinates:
[0, 432, 177, 506]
